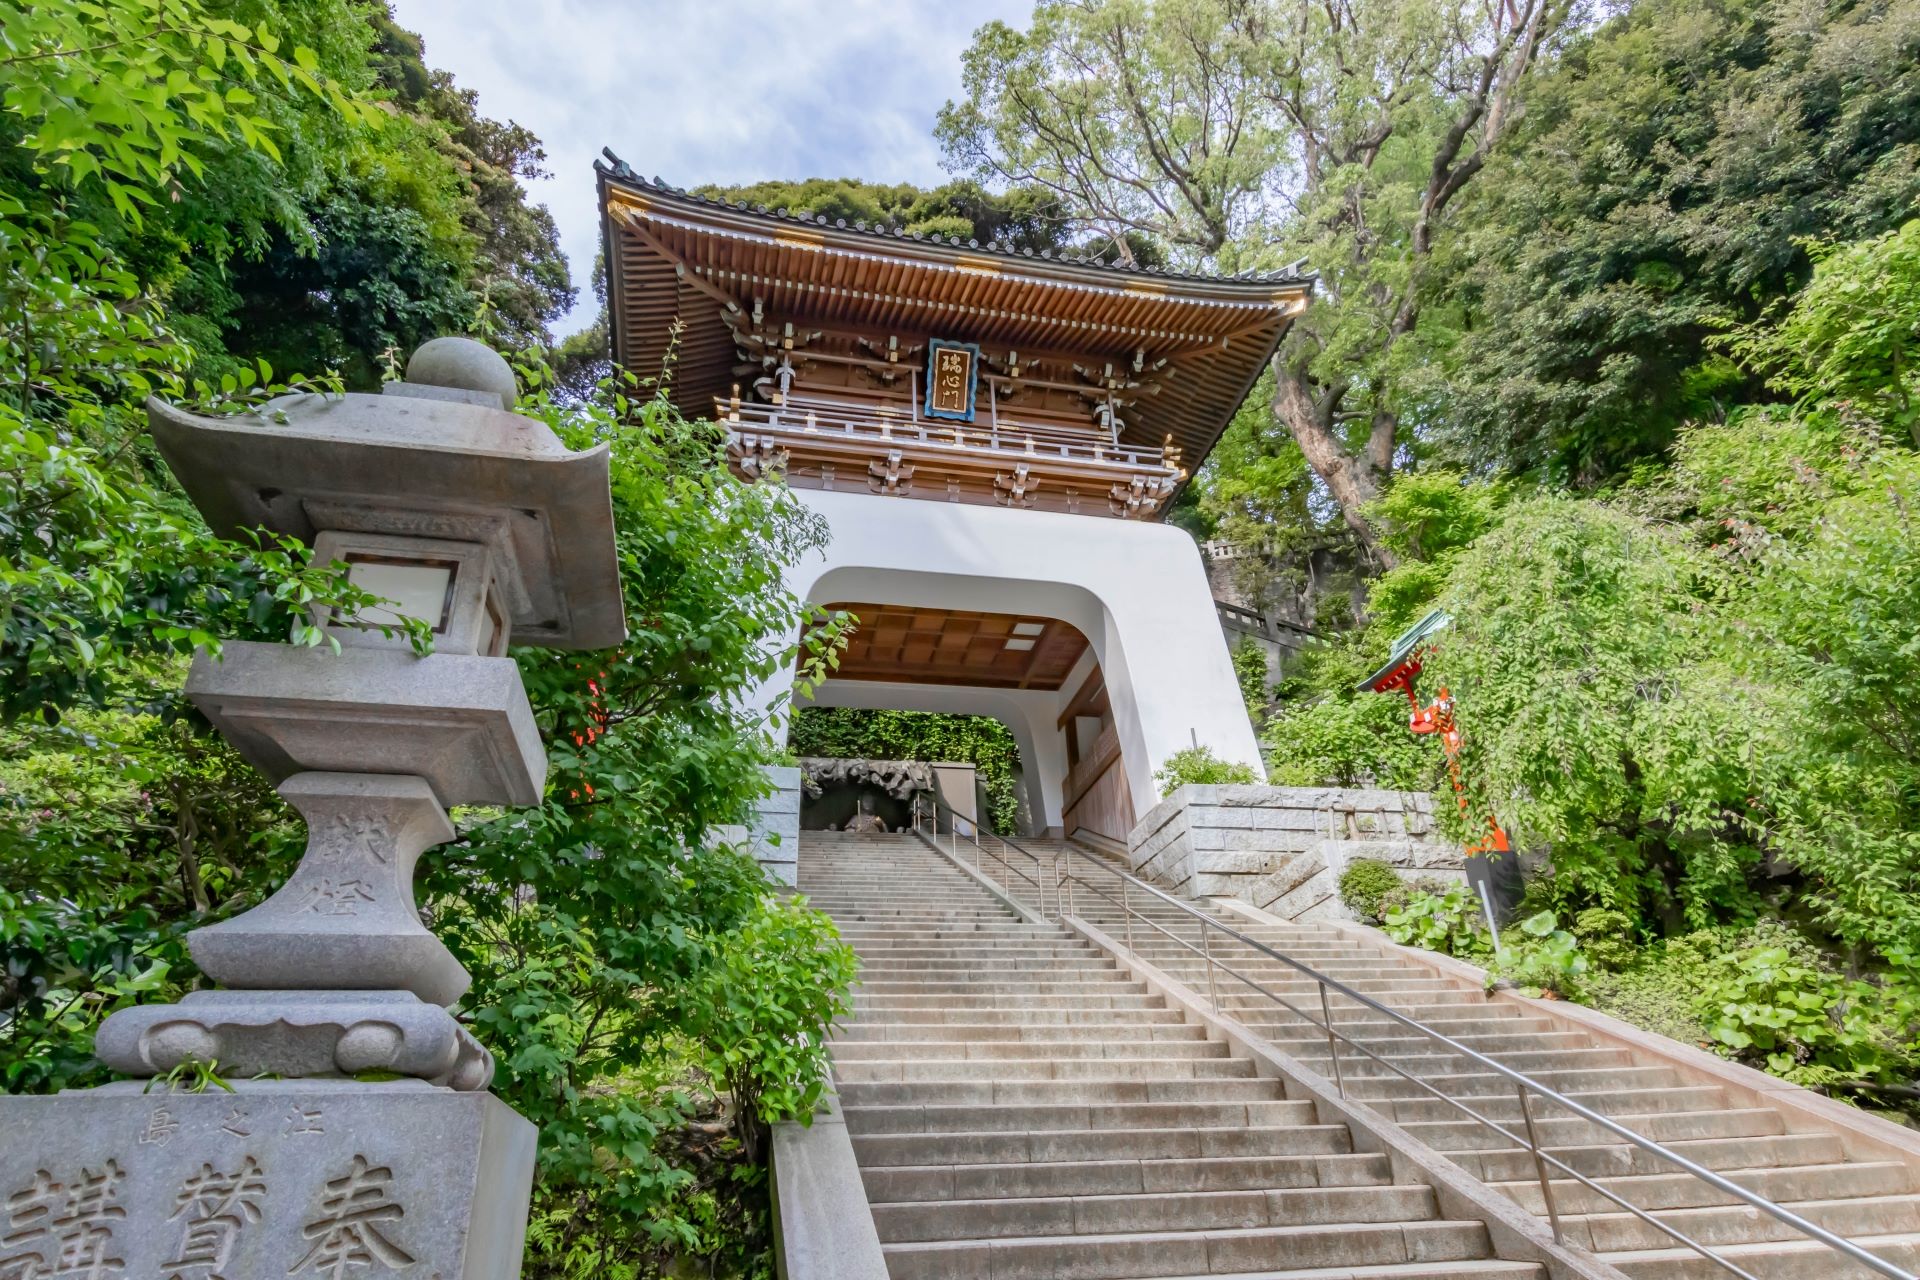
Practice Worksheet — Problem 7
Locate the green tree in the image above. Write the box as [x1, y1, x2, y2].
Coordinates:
[434, 370, 855, 1272]
[940, 0, 1572, 562]
[1726, 219, 1920, 447]
[1426, 0, 1920, 481]
[701, 176, 1076, 255]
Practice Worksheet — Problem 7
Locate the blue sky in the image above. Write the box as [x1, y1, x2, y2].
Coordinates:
[389, 1, 1034, 336]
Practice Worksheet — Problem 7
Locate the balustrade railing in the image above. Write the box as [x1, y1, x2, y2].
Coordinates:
[720, 397, 1173, 474]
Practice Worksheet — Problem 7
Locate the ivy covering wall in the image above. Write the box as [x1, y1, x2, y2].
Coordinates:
[789, 708, 1025, 834]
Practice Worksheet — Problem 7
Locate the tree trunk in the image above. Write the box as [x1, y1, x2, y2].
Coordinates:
[1270, 359, 1399, 568]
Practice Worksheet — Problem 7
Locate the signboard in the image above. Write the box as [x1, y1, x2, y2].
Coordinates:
[924, 338, 981, 422]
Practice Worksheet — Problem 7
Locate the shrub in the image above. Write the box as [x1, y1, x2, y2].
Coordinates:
[1382, 885, 1491, 960]
[1571, 908, 1640, 972]
[1262, 692, 1434, 791]
[1690, 941, 1919, 1091]
[1489, 911, 1591, 999]
[1154, 746, 1260, 794]
[1583, 966, 1716, 1047]
[1338, 859, 1403, 923]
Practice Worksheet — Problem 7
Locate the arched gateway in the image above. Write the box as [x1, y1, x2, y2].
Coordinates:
[598, 159, 1312, 878]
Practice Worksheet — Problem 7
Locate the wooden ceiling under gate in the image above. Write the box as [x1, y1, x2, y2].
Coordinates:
[818, 602, 1090, 691]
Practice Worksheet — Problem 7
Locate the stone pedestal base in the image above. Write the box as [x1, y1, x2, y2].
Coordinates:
[0, 1080, 534, 1279]
[96, 989, 493, 1091]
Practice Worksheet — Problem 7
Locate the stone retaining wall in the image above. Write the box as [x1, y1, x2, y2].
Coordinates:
[1126, 784, 1461, 921]
[720, 764, 802, 886]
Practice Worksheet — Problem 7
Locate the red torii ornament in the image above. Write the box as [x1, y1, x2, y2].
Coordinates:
[1357, 609, 1510, 858]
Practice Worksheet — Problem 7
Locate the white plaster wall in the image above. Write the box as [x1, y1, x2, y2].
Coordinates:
[799, 678, 1069, 832]
[763, 490, 1264, 821]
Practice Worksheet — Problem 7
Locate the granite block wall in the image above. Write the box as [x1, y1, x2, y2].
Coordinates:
[1127, 784, 1461, 921]
[717, 764, 802, 886]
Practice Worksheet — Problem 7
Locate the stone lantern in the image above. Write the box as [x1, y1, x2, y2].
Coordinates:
[0, 339, 623, 1279]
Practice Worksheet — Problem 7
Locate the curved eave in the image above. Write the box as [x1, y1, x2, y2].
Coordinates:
[598, 166, 1310, 485]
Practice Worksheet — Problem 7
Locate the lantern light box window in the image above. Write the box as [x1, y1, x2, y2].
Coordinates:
[313, 530, 511, 657]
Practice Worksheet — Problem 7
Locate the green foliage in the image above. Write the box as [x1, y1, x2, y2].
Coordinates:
[1154, 745, 1260, 794]
[1488, 910, 1590, 999]
[1337, 859, 1402, 923]
[1726, 219, 1920, 445]
[1692, 942, 1918, 1090]
[1262, 687, 1435, 790]
[2, 0, 383, 225]
[1570, 908, 1639, 972]
[679, 896, 857, 1143]
[1231, 640, 1270, 725]
[1424, 495, 1763, 926]
[699, 177, 1074, 256]
[426, 370, 854, 1275]
[1429, 0, 1920, 481]
[788, 707, 1025, 834]
[1581, 959, 1715, 1048]
[147, 1056, 235, 1094]
[1360, 471, 1506, 634]
[1382, 884, 1491, 961]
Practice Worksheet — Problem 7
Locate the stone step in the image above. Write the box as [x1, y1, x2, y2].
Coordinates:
[1119, 1265, 1545, 1279]
[1289, 1045, 1638, 1075]
[829, 1035, 1229, 1060]
[850, 1122, 1356, 1167]
[1495, 1161, 1917, 1216]
[837, 1075, 1286, 1106]
[832, 1055, 1260, 1083]
[1461, 1132, 1850, 1184]
[1376, 1084, 1730, 1126]
[881, 1219, 1494, 1280]
[1605, 1231, 1920, 1280]
[1342, 1064, 1687, 1101]
[852, 1097, 1305, 1136]
[1236, 1028, 1599, 1058]
[1405, 1106, 1785, 1153]
[836, 1022, 1212, 1045]
[854, 978, 1148, 994]
[862, 1151, 1393, 1201]
[843, 1005, 1191, 1026]
[870, 1183, 1442, 1243]
[803, 831, 1608, 1280]
[854, 991, 1166, 1009]
[1563, 1192, 1920, 1254]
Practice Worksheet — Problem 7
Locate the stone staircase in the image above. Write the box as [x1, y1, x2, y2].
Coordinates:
[798, 828, 1545, 1280]
[1023, 836, 1920, 1280]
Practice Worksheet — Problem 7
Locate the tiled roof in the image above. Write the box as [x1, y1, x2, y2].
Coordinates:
[596, 150, 1312, 290]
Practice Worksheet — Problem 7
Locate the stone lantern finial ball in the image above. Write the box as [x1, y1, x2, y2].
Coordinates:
[405, 336, 519, 408]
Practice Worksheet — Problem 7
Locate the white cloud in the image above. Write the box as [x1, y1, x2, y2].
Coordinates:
[387, 0, 1032, 335]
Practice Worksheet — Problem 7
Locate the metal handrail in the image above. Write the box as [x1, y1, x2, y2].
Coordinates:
[1044, 842, 1915, 1280]
[887, 798, 1913, 1276]
[910, 793, 1054, 918]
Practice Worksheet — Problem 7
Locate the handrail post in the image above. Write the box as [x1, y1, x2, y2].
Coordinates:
[1120, 872, 1134, 952]
[1199, 916, 1220, 1009]
[1318, 983, 1346, 1099]
[1517, 1083, 1565, 1245]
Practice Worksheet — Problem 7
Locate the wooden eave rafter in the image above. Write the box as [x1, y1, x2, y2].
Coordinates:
[600, 169, 1310, 490]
